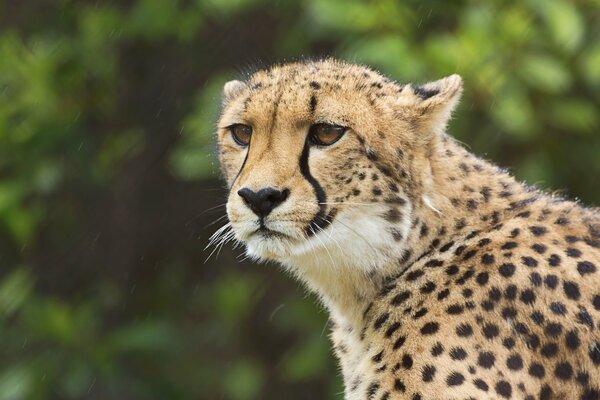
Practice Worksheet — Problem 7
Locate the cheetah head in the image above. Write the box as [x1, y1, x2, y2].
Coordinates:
[216, 60, 462, 274]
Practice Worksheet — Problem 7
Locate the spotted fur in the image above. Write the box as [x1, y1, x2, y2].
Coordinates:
[216, 59, 600, 400]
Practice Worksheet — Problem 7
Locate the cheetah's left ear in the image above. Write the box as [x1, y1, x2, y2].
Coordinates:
[222, 80, 247, 106]
[403, 74, 463, 143]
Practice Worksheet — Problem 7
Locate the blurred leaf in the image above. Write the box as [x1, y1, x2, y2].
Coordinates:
[580, 42, 600, 86]
[0, 365, 32, 400]
[519, 54, 571, 93]
[224, 359, 265, 400]
[110, 320, 175, 353]
[281, 334, 330, 381]
[548, 99, 599, 134]
[0, 268, 33, 317]
[541, 0, 584, 53]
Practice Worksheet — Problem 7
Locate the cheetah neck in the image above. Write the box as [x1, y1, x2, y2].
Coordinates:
[287, 135, 535, 331]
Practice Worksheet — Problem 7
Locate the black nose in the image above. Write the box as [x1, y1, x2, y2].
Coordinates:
[237, 187, 290, 218]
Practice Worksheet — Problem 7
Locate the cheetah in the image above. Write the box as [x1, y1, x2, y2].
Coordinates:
[214, 59, 600, 399]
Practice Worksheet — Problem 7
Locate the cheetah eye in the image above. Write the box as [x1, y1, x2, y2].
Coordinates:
[229, 124, 252, 146]
[308, 123, 347, 146]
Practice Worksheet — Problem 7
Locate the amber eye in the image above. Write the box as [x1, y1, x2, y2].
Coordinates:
[308, 123, 347, 146]
[229, 124, 252, 146]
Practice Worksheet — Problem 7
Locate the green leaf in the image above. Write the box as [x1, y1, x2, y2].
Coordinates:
[224, 359, 265, 400]
[0, 268, 33, 317]
[519, 54, 571, 93]
[542, 1, 584, 53]
[548, 99, 599, 134]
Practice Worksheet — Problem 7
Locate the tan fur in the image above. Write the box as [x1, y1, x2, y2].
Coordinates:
[216, 59, 600, 400]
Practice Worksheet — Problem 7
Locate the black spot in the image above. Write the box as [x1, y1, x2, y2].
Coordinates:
[521, 256, 538, 267]
[577, 261, 597, 276]
[446, 372, 465, 386]
[563, 280, 581, 300]
[577, 371, 590, 386]
[447, 304, 464, 315]
[530, 272, 542, 286]
[529, 226, 547, 236]
[474, 379, 489, 392]
[495, 380, 512, 399]
[545, 322, 562, 337]
[373, 313, 389, 330]
[528, 362, 545, 378]
[406, 270, 424, 281]
[476, 272, 489, 285]
[477, 352, 495, 368]
[463, 249, 478, 260]
[540, 342, 558, 358]
[401, 354, 413, 369]
[446, 265, 459, 275]
[489, 287, 502, 302]
[554, 362, 573, 380]
[478, 238, 491, 247]
[589, 342, 600, 365]
[372, 350, 384, 363]
[454, 245, 466, 255]
[393, 379, 405, 393]
[504, 284, 517, 300]
[581, 389, 600, 400]
[431, 342, 444, 356]
[482, 323, 500, 339]
[449, 347, 467, 360]
[530, 311, 545, 324]
[437, 288, 450, 300]
[440, 241, 454, 252]
[499, 263, 516, 277]
[456, 323, 473, 337]
[520, 289, 536, 304]
[532, 243, 547, 254]
[550, 302, 567, 315]
[420, 322, 439, 335]
[540, 384, 553, 400]
[548, 254, 561, 266]
[566, 247, 582, 258]
[481, 254, 495, 265]
[413, 308, 428, 319]
[503, 337, 515, 349]
[309, 81, 321, 89]
[421, 365, 436, 382]
[565, 329, 580, 350]
[502, 242, 518, 250]
[544, 274, 558, 289]
[366, 382, 380, 399]
[391, 291, 411, 305]
[420, 281, 436, 294]
[506, 354, 523, 370]
[502, 307, 518, 319]
[593, 295, 600, 310]
[393, 335, 406, 350]
[385, 322, 401, 338]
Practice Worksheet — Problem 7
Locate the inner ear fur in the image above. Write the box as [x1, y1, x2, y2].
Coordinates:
[401, 74, 463, 144]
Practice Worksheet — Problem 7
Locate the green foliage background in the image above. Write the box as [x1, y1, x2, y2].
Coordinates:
[1, 0, 599, 398]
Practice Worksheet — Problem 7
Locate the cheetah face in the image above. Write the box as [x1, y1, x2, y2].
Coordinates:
[216, 60, 461, 269]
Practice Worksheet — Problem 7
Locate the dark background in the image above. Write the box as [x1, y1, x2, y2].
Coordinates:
[1, 0, 599, 398]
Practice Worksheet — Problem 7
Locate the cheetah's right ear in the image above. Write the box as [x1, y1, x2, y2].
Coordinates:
[222, 80, 246, 105]
[402, 74, 463, 144]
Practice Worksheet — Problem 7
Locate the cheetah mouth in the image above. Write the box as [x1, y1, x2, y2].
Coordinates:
[251, 225, 293, 240]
